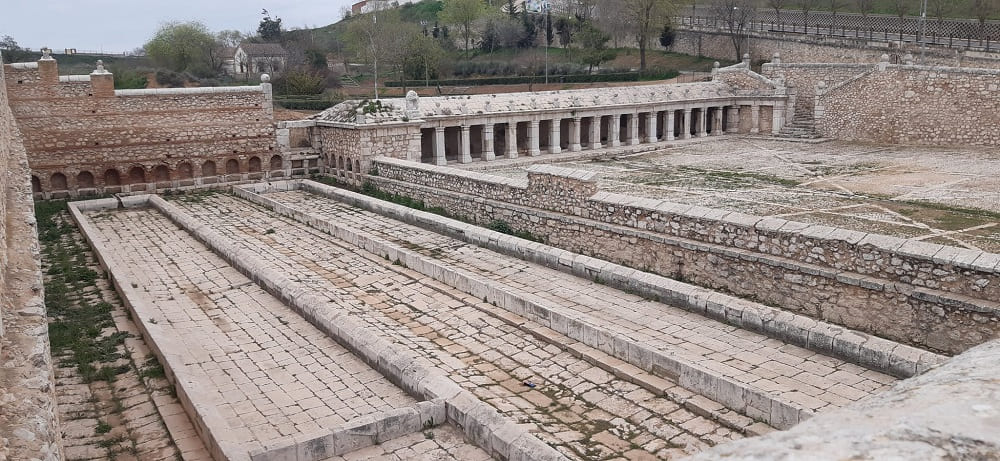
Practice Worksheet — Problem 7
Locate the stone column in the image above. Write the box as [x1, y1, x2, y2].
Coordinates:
[529, 120, 541, 156]
[590, 116, 602, 149]
[434, 127, 446, 165]
[610, 114, 621, 147]
[771, 104, 784, 134]
[550, 119, 562, 154]
[483, 124, 496, 161]
[666, 110, 675, 141]
[506, 122, 518, 159]
[751, 105, 761, 134]
[570, 117, 582, 152]
[727, 105, 740, 134]
[460, 125, 472, 163]
[629, 113, 640, 146]
[698, 108, 708, 137]
[645, 112, 657, 143]
[682, 109, 692, 140]
[713, 108, 724, 136]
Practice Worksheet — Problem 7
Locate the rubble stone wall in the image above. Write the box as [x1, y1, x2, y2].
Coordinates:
[0, 54, 61, 461]
[370, 158, 1000, 354]
[760, 62, 871, 114]
[815, 65, 1000, 146]
[3, 58, 279, 198]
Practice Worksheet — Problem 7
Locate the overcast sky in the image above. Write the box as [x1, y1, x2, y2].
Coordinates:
[4, 0, 356, 53]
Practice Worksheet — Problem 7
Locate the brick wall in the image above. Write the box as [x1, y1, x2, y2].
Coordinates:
[3, 57, 284, 197]
[815, 65, 1000, 146]
[369, 158, 1000, 355]
[0, 54, 62, 461]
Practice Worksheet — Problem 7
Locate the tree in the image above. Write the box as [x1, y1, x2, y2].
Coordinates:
[659, 23, 677, 48]
[891, 0, 908, 20]
[0, 36, 33, 64]
[800, 0, 816, 28]
[144, 21, 218, 73]
[216, 30, 244, 48]
[928, 0, 948, 24]
[709, 0, 754, 61]
[346, 9, 415, 97]
[439, 0, 487, 56]
[623, 0, 673, 71]
[404, 34, 446, 86]
[259, 9, 283, 41]
[578, 22, 616, 72]
[595, 0, 630, 47]
[767, 0, 786, 22]
[972, 0, 998, 38]
[555, 16, 579, 47]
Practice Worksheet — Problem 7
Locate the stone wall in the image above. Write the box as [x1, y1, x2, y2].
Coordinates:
[670, 28, 1000, 68]
[760, 62, 871, 114]
[318, 123, 420, 183]
[0, 53, 61, 461]
[369, 158, 1000, 355]
[682, 338, 1000, 461]
[3, 57, 283, 197]
[815, 64, 1000, 146]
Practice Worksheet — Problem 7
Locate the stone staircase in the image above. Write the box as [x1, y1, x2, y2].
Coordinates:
[339, 74, 360, 87]
[776, 104, 821, 139]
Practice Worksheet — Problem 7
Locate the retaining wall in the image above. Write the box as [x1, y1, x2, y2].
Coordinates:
[369, 158, 1000, 354]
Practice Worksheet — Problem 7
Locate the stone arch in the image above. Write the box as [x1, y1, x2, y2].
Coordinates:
[177, 162, 193, 179]
[269, 155, 283, 170]
[346, 159, 353, 172]
[354, 159, 361, 174]
[50, 172, 68, 191]
[153, 165, 170, 182]
[338, 156, 345, 172]
[104, 169, 121, 186]
[226, 158, 240, 174]
[128, 166, 146, 184]
[31, 175, 42, 193]
[202, 160, 217, 177]
[77, 171, 95, 189]
[248, 156, 262, 172]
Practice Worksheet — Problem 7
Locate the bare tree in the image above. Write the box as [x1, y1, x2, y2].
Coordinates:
[709, 0, 754, 61]
[891, 0, 909, 20]
[856, 0, 874, 28]
[800, 0, 816, 28]
[595, 0, 631, 48]
[767, 0, 786, 22]
[972, 0, 998, 38]
[623, 0, 674, 70]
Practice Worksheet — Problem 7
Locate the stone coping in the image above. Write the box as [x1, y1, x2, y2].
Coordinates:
[275, 178, 946, 377]
[114, 86, 263, 97]
[142, 195, 567, 461]
[680, 339, 1000, 461]
[375, 157, 1000, 281]
[6, 61, 38, 69]
[249, 400, 445, 461]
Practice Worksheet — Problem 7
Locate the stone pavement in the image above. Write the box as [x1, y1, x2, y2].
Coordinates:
[260, 189, 896, 416]
[85, 208, 444, 457]
[167, 193, 742, 460]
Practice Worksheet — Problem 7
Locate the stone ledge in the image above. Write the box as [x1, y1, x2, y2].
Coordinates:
[248, 400, 445, 461]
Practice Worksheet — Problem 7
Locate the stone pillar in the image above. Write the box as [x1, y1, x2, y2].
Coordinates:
[682, 109, 692, 140]
[570, 117, 582, 152]
[434, 127, 446, 165]
[529, 120, 541, 156]
[460, 125, 472, 163]
[666, 110, 675, 141]
[610, 114, 621, 147]
[89, 60, 114, 98]
[629, 113, 640, 146]
[727, 105, 740, 134]
[771, 104, 784, 134]
[713, 107, 724, 136]
[37, 50, 58, 85]
[550, 119, 562, 154]
[506, 122, 518, 159]
[483, 124, 496, 161]
[751, 105, 761, 134]
[590, 116, 602, 149]
[645, 112, 657, 143]
[698, 108, 708, 137]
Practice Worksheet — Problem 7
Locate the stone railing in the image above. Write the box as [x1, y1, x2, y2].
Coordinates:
[370, 158, 999, 354]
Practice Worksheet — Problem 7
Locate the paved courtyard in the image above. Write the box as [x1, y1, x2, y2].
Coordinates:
[471, 138, 1000, 252]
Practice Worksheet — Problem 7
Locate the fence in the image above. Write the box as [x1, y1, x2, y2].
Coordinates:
[679, 12, 1000, 52]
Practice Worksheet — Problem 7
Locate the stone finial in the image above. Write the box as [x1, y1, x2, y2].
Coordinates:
[40, 48, 54, 61]
[405, 90, 419, 112]
[772, 52, 781, 65]
[878, 54, 890, 71]
[903, 53, 914, 65]
[260, 73, 271, 83]
[742, 53, 750, 66]
[484, 100, 492, 112]
[713, 61, 720, 69]
[91, 59, 111, 75]
[355, 107, 365, 124]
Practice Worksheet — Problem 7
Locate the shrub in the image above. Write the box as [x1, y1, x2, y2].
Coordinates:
[155, 70, 186, 88]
